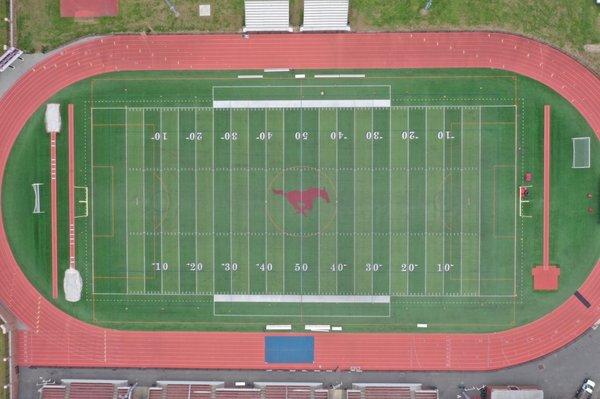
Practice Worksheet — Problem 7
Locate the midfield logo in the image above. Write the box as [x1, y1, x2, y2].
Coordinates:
[272, 187, 330, 216]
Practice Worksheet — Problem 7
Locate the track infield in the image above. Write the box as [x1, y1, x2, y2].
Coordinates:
[4, 68, 598, 332]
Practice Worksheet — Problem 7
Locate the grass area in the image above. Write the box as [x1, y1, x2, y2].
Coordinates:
[13, 1, 600, 71]
[0, 330, 8, 399]
[3, 68, 599, 332]
[0, 0, 7, 49]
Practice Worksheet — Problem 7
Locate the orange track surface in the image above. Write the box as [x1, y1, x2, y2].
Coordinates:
[0, 33, 599, 371]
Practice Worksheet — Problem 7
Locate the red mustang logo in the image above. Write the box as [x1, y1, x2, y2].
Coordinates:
[272, 187, 330, 216]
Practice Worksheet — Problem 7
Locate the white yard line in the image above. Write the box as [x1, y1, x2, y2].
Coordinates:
[229, 109, 233, 294]
[247, 109, 251, 294]
[442, 107, 445, 295]
[125, 108, 129, 293]
[424, 107, 428, 295]
[212, 108, 216, 295]
[353, 108, 357, 294]
[317, 108, 321, 294]
[142, 109, 146, 293]
[478, 106, 482, 296]
[460, 107, 464, 295]
[406, 108, 410, 295]
[160, 109, 164, 294]
[335, 109, 339, 294]
[300, 98, 304, 295]
[371, 108, 374, 295]
[194, 109, 198, 294]
[264, 109, 269, 294]
[177, 109, 181, 294]
[388, 108, 392, 296]
[282, 110, 286, 294]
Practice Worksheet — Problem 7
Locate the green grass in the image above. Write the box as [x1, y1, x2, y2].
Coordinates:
[3, 68, 599, 332]
[0, 0, 7, 49]
[0, 331, 8, 399]
[13, 1, 600, 72]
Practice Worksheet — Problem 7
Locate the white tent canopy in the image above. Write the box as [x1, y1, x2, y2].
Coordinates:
[301, 0, 350, 31]
[244, 0, 292, 32]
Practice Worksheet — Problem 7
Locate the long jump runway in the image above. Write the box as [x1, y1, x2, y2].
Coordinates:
[0, 32, 599, 370]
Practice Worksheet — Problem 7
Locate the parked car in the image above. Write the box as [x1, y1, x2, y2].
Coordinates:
[575, 378, 595, 399]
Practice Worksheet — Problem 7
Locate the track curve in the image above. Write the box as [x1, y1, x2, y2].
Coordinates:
[0, 32, 599, 371]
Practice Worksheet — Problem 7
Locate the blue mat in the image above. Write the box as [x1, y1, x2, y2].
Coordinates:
[265, 336, 314, 364]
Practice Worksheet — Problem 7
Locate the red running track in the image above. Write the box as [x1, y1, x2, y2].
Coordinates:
[0, 32, 599, 371]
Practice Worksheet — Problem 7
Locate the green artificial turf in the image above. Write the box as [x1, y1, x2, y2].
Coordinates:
[3, 68, 599, 332]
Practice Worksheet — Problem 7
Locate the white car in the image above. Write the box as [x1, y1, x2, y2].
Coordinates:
[576, 379, 595, 399]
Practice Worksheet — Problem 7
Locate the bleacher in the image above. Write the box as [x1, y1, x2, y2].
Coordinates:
[38, 379, 128, 399]
[39, 385, 67, 399]
[38, 379, 438, 399]
[215, 388, 262, 399]
[353, 383, 439, 399]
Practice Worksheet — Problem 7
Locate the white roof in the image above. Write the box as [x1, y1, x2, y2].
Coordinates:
[301, 0, 350, 31]
[244, 0, 291, 32]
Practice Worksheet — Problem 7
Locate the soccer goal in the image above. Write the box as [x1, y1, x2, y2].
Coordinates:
[572, 137, 591, 168]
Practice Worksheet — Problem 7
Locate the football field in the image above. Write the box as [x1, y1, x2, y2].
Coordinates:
[8, 68, 600, 331]
[90, 85, 518, 317]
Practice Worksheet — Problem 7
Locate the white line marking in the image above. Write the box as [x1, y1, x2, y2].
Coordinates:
[478, 106, 482, 296]
[353, 108, 356, 294]
[194, 108, 198, 294]
[442, 107, 446, 295]
[424, 107, 428, 295]
[335, 108, 339, 294]
[282, 110, 286, 294]
[229, 109, 233, 294]
[160, 109, 164, 294]
[371, 107, 374, 295]
[460, 107, 464, 295]
[264, 109, 269, 294]
[388, 107, 392, 296]
[142, 109, 146, 293]
[177, 108, 181, 294]
[406, 108, 410, 295]
[247, 108, 251, 294]
[317, 108, 321, 294]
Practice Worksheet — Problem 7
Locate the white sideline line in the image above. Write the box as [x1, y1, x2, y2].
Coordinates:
[264, 68, 290, 72]
[213, 294, 390, 303]
[314, 74, 365, 78]
[237, 75, 263, 79]
[213, 100, 391, 109]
